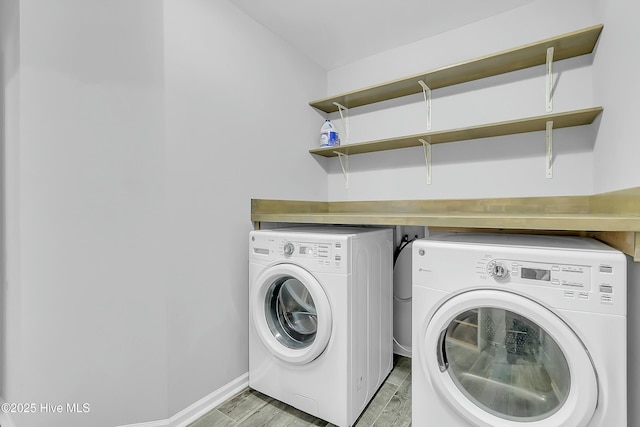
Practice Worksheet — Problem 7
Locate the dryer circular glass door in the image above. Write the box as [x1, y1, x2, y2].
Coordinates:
[252, 263, 332, 365]
[420, 289, 598, 427]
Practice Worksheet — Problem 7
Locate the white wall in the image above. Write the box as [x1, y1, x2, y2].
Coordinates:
[325, 0, 599, 201]
[592, 0, 640, 192]
[1, 2, 20, 425]
[1, 0, 327, 426]
[6, 1, 169, 426]
[163, 0, 326, 416]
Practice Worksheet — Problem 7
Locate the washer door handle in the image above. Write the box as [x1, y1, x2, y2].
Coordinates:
[437, 328, 449, 373]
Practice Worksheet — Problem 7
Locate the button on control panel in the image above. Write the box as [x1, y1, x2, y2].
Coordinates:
[283, 242, 295, 257]
[487, 260, 510, 282]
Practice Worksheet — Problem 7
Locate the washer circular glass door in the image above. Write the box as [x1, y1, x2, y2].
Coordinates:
[252, 263, 332, 365]
[421, 289, 598, 427]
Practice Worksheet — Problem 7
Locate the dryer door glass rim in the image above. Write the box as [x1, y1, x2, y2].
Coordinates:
[266, 276, 318, 349]
[421, 289, 598, 427]
[442, 307, 569, 422]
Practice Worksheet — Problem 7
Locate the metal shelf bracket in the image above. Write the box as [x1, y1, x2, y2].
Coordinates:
[333, 102, 350, 144]
[418, 80, 432, 130]
[546, 120, 553, 178]
[334, 151, 349, 189]
[419, 138, 432, 185]
[546, 47, 554, 112]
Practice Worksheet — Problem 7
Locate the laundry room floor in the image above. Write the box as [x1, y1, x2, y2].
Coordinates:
[188, 355, 411, 427]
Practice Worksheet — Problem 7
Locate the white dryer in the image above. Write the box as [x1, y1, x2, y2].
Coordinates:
[249, 227, 393, 427]
[412, 233, 627, 427]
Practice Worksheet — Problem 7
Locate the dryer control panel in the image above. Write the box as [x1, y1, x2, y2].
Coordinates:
[485, 259, 591, 291]
[414, 233, 626, 315]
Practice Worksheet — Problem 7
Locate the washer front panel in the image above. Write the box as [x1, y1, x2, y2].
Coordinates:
[421, 290, 598, 427]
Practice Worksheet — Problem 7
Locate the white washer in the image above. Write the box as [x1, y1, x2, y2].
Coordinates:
[412, 233, 627, 427]
[249, 227, 393, 427]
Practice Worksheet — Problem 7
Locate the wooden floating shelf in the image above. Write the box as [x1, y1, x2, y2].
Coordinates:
[309, 25, 603, 113]
[309, 107, 603, 157]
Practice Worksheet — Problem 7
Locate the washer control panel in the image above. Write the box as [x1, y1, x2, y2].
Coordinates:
[483, 259, 591, 291]
[250, 231, 350, 272]
[278, 239, 346, 269]
[280, 240, 332, 259]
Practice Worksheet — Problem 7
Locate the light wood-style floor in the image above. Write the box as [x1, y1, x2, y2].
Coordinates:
[188, 355, 411, 427]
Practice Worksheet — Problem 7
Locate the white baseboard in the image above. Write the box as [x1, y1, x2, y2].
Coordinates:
[169, 372, 248, 426]
[117, 418, 169, 427]
[117, 372, 249, 427]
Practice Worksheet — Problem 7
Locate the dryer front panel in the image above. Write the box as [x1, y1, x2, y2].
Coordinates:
[252, 263, 332, 365]
[420, 289, 598, 427]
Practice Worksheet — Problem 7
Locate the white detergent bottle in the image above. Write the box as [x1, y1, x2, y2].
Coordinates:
[320, 120, 339, 147]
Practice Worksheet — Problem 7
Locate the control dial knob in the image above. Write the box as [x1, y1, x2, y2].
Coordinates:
[283, 242, 295, 257]
[487, 260, 509, 281]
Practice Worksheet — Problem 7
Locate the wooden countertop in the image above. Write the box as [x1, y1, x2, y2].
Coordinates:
[251, 187, 640, 261]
